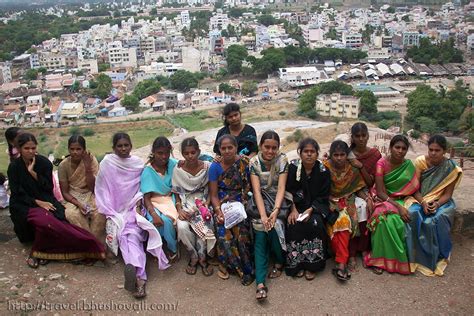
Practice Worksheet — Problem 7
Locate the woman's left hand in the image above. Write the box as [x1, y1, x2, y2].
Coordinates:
[82, 151, 93, 169]
[267, 210, 278, 230]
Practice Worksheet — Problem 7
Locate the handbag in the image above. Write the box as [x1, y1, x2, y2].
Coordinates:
[246, 189, 291, 220]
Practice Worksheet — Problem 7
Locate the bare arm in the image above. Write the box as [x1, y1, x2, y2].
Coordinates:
[144, 192, 163, 226]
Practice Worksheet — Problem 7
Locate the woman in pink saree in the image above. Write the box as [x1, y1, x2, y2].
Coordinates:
[95, 133, 169, 299]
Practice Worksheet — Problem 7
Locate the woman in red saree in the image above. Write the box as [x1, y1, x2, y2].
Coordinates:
[347, 122, 381, 270]
[8, 133, 105, 268]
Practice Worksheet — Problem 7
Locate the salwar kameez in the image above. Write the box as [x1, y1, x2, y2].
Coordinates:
[285, 160, 331, 276]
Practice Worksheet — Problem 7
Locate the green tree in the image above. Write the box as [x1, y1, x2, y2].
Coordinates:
[25, 69, 38, 81]
[415, 116, 437, 134]
[241, 80, 257, 96]
[94, 73, 112, 99]
[132, 79, 162, 100]
[257, 14, 277, 26]
[121, 94, 140, 111]
[219, 83, 235, 94]
[170, 70, 199, 92]
[254, 48, 286, 76]
[150, 8, 157, 15]
[387, 6, 395, 14]
[356, 90, 378, 117]
[226, 44, 248, 74]
[98, 63, 110, 72]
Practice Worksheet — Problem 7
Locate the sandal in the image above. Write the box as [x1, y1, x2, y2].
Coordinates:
[26, 256, 39, 269]
[185, 259, 198, 275]
[256, 285, 268, 301]
[268, 265, 283, 279]
[39, 259, 49, 266]
[124, 264, 137, 292]
[305, 271, 316, 281]
[371, 267, 384, 275]
[241, 274, 255, 286]
[133, 280, 146, 299]
[332, 267, 350, 282]
[217, 265, 229, 280]
[348, 258, 357, 273]
[295, 270, 304, 278]
[199, 261, 214, 277]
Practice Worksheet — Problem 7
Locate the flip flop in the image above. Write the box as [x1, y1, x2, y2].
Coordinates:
[295, 270, 304, 278]
[268, 265, 283, 279]
[185, 259, 198, 275]
[217, 265, 229, 280]
[26, 256, 39, 269]
[256, 286, 268, 301]
[124, 264, 137, 292]
[332, 268, 349, 282]
[199, 261, 214, 277]
[371, 267, 384, 275]
[305, 271, 316, 281]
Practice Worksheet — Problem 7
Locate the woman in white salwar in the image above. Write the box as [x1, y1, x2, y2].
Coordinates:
[173, 138, 215, 276]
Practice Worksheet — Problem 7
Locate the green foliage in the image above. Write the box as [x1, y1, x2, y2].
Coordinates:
[228, 7, 246, 18]
[253, 48, 286, 76]
[378, 120, 392, 130]
[410, 130, 421, 139]
[98, 63, 110, 72]
[132, 79, 161, 100]
[218, 83, 235, 94]
[356, 90, 378, 117]
[94, 74, 112, 99]
[121, 94, 140, 111]
[401, 15, 410, 22]
[299, 81, 354, 118]
[169, 70, 200, 92]
[407, 83, 469, 134]
[414, 116, 437, 134]
[270, 45, 366, 66]
[387, 6, 396, 14]
[69, 126, 81, 136]
[257, 14, 278, 26]
[279, 111, 286, 116]
[406, 38, 463, 65]
[226, 45, 248, 74]
[241, 80, 258, 96]
[25, 68, 38, 81]
[361, 24, 375, 44]
[83, 128, 95, 136]
[326, 27, 338, 40]
[38, 134, 48, 143]
[286, 129, 304, 143]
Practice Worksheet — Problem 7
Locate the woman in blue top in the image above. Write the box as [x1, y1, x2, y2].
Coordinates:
[140, 137, 178, 262]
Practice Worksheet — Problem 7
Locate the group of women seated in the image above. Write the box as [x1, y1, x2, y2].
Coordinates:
[5, 103, 463, 302]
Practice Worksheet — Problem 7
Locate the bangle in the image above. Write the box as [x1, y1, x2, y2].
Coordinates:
[385, 196, 390, 202]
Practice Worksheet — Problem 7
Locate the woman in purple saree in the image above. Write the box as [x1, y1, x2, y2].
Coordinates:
[95, 133, 169, 299]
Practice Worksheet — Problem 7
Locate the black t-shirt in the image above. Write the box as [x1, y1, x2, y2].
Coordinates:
[213, 124, 258, 156]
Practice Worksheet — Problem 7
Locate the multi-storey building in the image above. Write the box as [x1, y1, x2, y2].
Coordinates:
[278, 67, 328, 87]
[342, 32, 363, 48]
[402, 31, 420, 48]
[39, 51, 67, 71]
[77, 59, 99, 74]
[108, 41, 138, 69]
[0, 62, 12, 85]
[315, 93, 360, 119]
[209, 13, 229, 31]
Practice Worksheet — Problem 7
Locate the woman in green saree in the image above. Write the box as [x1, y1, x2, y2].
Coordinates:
[364, 135, 420, 275]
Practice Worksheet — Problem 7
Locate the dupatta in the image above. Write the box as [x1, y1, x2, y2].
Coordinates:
[95, 154, 169, 269]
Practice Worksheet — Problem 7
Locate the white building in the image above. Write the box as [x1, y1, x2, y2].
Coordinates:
[342, 32, 363, 48]
[402, 32, 420, 48]
[0, 62, 12, 85]
[108, 41, 138, 69]
[180, 10, 190, 29]
[26, 95, 43, 106]
[315, 93, 360, 119]
[209, 13, 229, 31]
[77, 59, 99, 74]
[278, 67, 329, 87]
[39, 51, 67, 71]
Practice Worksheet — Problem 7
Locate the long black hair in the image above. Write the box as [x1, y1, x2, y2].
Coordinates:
[5, 127, 22, 157]
[350, 122, 369, 149]
[428, 134, 447, 151]
[222, 103, 240, 127]
[297, 137, 320, 154]
[112, 132, 132, 148]
[329, 140, 350, 157]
